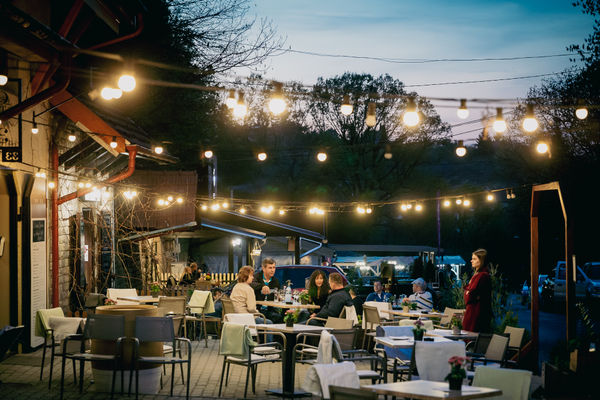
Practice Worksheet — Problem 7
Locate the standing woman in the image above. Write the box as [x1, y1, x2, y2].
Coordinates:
[462, 249, 492, 333]
[308, 270, 331, 308]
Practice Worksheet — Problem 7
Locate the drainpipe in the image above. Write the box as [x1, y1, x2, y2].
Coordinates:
[52, 145, 138, 306]
[88, 14, 144, 50]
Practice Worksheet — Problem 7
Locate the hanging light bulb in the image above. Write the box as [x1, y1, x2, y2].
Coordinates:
[268, 82, 286, 115]
[493, 108, 507, 133]
[233, 92, 248, 118]
[68, 134, 76, 142]
[457, 99, 469, 119]
[486, 193, 495, 201]
[403, 97, 419, 127]
[110, 136, 118, 148]
[279, 209, 286, 216]
[356, 206, 366, 214]
[48, 181, 55, 189]
[522, 104, 538, 133]
[415, 203, 423, 212]
[167, 195, 174, 202]
[222, 201, 229, 208]
[0, 75, 6, 86]
[384, 144, 393, 160]
[78, 182, 85, 189]
[239, 207, 246, 214]
[463, 199, 471, 207]
[0, 51, 6, 86]
[111, 88, 123, 99]
[225, 89, 237, 109]
[201, 204, 208, 211]
[154, 145, 163, 154]
[118, 73, 136, 92]
[400, 204, 408, 212]
[511, 190, 516, 199]
[575, 100, 588, 120]
[257, 152, 267, 161]
[455, 198, 463, 205]
[211, 203, 220, 211]
[455, 140, 467, 157]
[366, 207, 372, 214]
[366, 102, 376, 127]
[157, 199, 165, 206]
[100, 87, 114, 100]
[406, 203, 413, 210]
[536, 141, 549, 154]
[31, 112, 38, 134]
[506, 190, 511, 200]
[317, 152, 327, 162]
[443, 199, 451, 207]
[204, 150, 214, 159]
[340, 94, 353, 116]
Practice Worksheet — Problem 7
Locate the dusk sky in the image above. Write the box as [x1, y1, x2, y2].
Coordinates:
[235, 0, 594, 139]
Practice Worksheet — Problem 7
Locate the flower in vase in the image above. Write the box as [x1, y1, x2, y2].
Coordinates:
[445, 356, 470, 381]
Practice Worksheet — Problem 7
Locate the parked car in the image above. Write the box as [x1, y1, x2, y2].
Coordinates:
[551, 261, 589, 301]
[273, 264, 349, 290]
[582, 262, 600, 299]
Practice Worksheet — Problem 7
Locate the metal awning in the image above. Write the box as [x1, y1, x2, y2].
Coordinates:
[200, 218, 266, 240]
[118, 221, 198, 242]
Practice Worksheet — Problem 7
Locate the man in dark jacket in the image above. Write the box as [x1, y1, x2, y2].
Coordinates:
[308, 272, 352, 326]
[250, 258, 282, 322]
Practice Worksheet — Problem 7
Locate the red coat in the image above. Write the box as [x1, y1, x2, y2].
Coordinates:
[462, 269, 492, 332]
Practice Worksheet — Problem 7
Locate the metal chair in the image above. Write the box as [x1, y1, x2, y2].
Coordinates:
[218, 322, 285, 398]
[362, 304, 395, 350]
[329, 385, 378, 400]
[59, 314, 127, 400]
[131, 316, 192, 400]
[504, 325, 525, 362]
[158, 296, 186, 336]
[469, 333, 510, 370]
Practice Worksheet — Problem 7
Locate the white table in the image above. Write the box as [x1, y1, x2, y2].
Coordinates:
[384, 309, 445, 318]
[374, 335, 452, 348]
[427, 329, 479, 341]
[363, 379, 502, 399]
[256, 300, 320, 310]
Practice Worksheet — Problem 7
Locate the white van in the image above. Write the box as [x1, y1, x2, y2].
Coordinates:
[552, 262, 590, 300]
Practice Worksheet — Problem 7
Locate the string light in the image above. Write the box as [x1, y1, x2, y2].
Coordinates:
[403, 97, 419, 127]
[85, 182, 92, 188]
[366, 102, 376, 127]
[225, 89, 237, 109]
[176, 197, 183, 204]
[400, 204, 408, 212]
[118, 73, 136, 92]
[316, 152, 327, 162]
[68, 134, 76, 142]
[443, 199, 451, 207]
[31, 112, 38, 134]
[35, 169, 46, 178]
[123, 190, 138, 199]
[457, 99, 469, 119]
[536, 141, 549, 154]
[268, 82, 286, 115]
[48, 181, 55, 189]
[383, 144, 392, 160]
[486, 193, 495, 201]
[406, 203, 413, 210]
[260, 205, 274, 214]
[257, 152, 267, 161]
[167, 195, 173, 202]
[233, 92, 248, 118]
[110, 136, 118, 148]
[204, 150, 214, 159]
[522, 104, 538, 133]
[366, 207, 372, 214]
[211, 203, 220, 211]
[100, 87, 114, 100]
[78, 182, 85, 188]
[356, 206, 365, 214]
[309, 206, 325, 215]
[456, 198, 463, 205]
[222, 201, 229, 208]
[415, 203, 423, 212]
[340, 94, 353, 115]
[154, 145, 164, 154]
[111, 88, 123, 99]
[157, 199, 165, 206]
[239, 206, 246, 214]
[493, 108, 507, 133]
[278, 208, 286, 215]
[0, 51, 6, 85]
[455, 140, 467, 157]
[463, 199, 471, 207]
[201, 204, 208, 211]
[575, 100, 588, 119]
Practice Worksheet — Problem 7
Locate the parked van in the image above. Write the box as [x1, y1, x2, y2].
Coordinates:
[582, 262, 600, 299]
[552, 261, 590, 301]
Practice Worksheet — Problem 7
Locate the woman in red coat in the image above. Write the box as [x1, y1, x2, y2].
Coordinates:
[462, 249, 492, 332]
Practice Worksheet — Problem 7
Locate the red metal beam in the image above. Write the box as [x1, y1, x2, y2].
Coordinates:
[88, 13, 144, 50]
[51, 145, 59, 307]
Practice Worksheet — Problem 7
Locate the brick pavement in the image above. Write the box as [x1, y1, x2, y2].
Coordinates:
[0, 337, 317, 399]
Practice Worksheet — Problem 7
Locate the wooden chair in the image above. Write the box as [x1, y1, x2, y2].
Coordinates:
[434, 307, 465, 328]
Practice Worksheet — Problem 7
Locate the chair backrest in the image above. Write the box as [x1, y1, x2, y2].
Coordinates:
[414, 340, 466, 382]
[398, 319, 434, 330]
[504, 326, 525, 349]
[363, 301, 390, 319]
[135, 316, 175, 343]
[485, 334, 509, 362]
[339, 305, 359, 326]
[106, 288, 138, 305]
[35, 308, 65, 338]
[224, 313, 257, 336]
[188, 290, 212, 313]
[330, 329, 357, 351]
[362, 305, 381, 328]
[221, 297, 235, 316]
[84, 314, 125, 341]
[473, 365, 532, 400]
[157, 296, 186, 316]
[439, 307, 465, 326]
[195, 280, 212, 291]
[329, 385, 377, 400]
[304, 361, 360, 399]
[470, 332, 493, 355]
[84, 293, 107, 311]
[325, 317, 353, 330]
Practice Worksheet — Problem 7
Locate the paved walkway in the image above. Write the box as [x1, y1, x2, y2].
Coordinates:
[0, 337, 314, 399]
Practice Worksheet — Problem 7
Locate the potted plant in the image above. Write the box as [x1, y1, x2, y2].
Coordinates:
[104, 298, 117, 306]
[150, 281, 161, 297]
[445, 356, 469, 391]
[401, 297, 412, 313]
[450, 314, 462, 334]
[298, 290, 310, 305]
[284, 309, 298, 328]
[412, 319, 426, 341]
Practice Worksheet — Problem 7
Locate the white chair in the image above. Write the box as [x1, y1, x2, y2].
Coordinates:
[106, 288, 138, 305]
[363, 301, 391, 320]
[303, 361, 360, 400]
[223, 313, 275, 353]
[413, 340, 466, 382]
[472, 365, 532, 400]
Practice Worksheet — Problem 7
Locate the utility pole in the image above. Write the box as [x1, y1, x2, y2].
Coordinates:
[208, 155, 217, 199]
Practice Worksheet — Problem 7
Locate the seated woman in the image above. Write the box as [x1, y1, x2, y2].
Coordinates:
[230, 266, 271, 325]
[308, 269, 330, 309]
[179, 266, 194, 285]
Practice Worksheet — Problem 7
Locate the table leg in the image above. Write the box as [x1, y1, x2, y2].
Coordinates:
[264, 332, 311, 398]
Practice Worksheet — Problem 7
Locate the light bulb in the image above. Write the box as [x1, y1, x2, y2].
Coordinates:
[269, 82, 287, 115]
[0, 74, 7, 86]
[85, 182, 91, 188]
[167, 195, 173, 202]
[403, 97, 419, 127]
[204, 150, 213, 159]
[493, 108, 507, 133]
[366, 207, 372, 214]
[575, 107, 588, 120]
[68, 134, 76, 142]
[279, 209, 286, 215]
[211, 203, 220, 211]
[463, 199, 471, 207]
[356, 206, 365, 214]
[457, 99, 469, 119]
[118, 74, 136, 92]
[225, 90, 237, 109]
[366, 102, 376, 127]
[455, 140, 467, 157]
[78, 182, 84, 188]
[176, 197, 183, 203]
[456, 198, 462, 205]
[384, 151, 393, 160]
[31, 123, 38, 134]
[201, 204, 208, 211]
[222, 202, 229, 208]
[48, 181, 55, 189]
[536, 141, 549, 154]
[257, 152, 267, 161]
[400, 204, 407, 212]
[522, 104, 538, 132]
[157, 199, 165, 206]
[111, 88, 123, 99]
[406, 203, 413, 210]
[486, 193, 495, 201]
[443, 200, 450, 207]
[239, 207, 246, 214]
[101, 87, 114, 100]
[340, 94, 353, 115]
[415, 204, 423, 212]
[110, 137, 118, 148]
[317, 152, 327, 162]
[154, 146, 163, 154]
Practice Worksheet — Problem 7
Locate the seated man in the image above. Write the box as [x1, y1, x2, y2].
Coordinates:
[250, 258, 282, 323]
[408, 277, 433, 311]
[365, 280, 391, 302]
[348, 287, 364, 316]
[308, 273, 353, 326]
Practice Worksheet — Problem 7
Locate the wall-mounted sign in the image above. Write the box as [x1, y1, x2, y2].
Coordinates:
[30, 218, 46, 348]
[1, 147, 22, 162]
